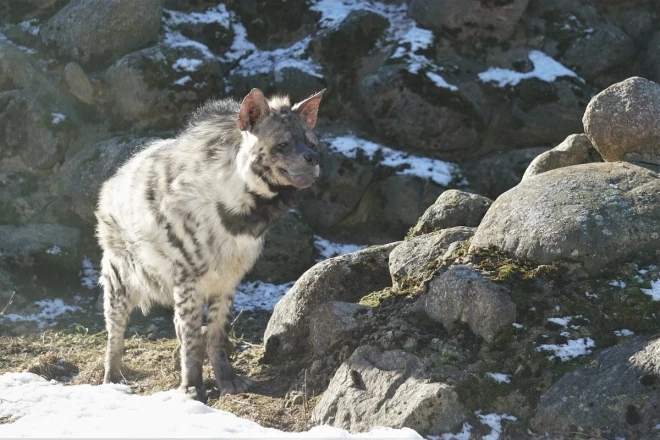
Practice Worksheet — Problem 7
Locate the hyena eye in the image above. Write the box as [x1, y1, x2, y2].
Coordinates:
[274, 143, 288, 153]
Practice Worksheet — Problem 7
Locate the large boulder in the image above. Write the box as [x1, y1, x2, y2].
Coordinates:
[40, 0, 162, 67]
[389, 227, 476, 290]
[103, 45, 223, 130]
[311, 345, 467, 435]
[50, 136, 157, 224]
[409, 190, 492, 237]
[263, 243, 399, 361]
[0, 42, 79, 170]
[521, 134, 601, 181]
[470, 162, 660, 275]
[416, 265, 516, 342]
[246, 211, 315, 284]
[532, 337, 660, 438]
[583, 77, 660, 166]
[309, 302, 372, 356]
[409, 0, 529, 43]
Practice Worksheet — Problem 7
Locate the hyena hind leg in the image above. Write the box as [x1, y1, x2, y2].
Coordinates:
[206, 294, 255, 395]
[174, 283, 206, 402]
[101, 258, 133, 385]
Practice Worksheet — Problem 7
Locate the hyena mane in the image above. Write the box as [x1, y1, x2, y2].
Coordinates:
[95, 88, 325, 400]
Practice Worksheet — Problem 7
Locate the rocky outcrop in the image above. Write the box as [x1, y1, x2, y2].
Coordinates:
[41, 0, 162, 67]
[309, 302, 372, 355]
[416, 265, 516, 342]
[409, 190, 492, 237]
[532, 337, 660, 439]
[470, 162, 660, 275]
[263, 243, 398, 361]
[311, 345, 467, 436]
[522, 134, 601, 181]
[583, 77, 660, 166]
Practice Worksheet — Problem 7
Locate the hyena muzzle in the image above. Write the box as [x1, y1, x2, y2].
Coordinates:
[95, 88, 325, 401]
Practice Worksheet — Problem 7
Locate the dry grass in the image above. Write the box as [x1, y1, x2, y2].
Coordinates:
[0, 330, 316, 432]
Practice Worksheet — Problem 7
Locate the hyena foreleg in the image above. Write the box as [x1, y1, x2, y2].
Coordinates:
[206, 293, 254, 394]
[174, 282, 206, 401]
[102, 256, 133, 385]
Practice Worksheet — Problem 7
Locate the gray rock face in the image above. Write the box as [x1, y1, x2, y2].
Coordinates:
[309, 302, 371, 355]
[246, 211, 315, 284]
[63, 62, 94, 105]
[311, 345, 467, 435]
[0, 223, 79, 258]
[583, 77, 660, 166]
[649, 32, 660, 84]
[263, 243, 399, 361]
[41, 0, 162, 66]
[521, 134, 601, 181]
[532, 337, 660, 438]
[51, 136, 157, 224]
[389, 227, 476, 290]
[0, 42, 78, 170]
[103, 45, 223, 130]
[417, 265, 516, 342]
[410, 190, 492, 237]
[409, 0, 529, 43]
[470, 162, 660, 275]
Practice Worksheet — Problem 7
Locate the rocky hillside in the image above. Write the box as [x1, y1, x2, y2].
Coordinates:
[0, 0, 659, 439]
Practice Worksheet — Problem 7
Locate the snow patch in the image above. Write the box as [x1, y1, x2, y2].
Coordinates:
[486, 373, 511, 384]
[478, 50, 582, 87]
[173, 75, 192, 86]
[45, 245, 61, 256]
[18, 19, 40, 36]
[234, 281, 294, 312]
[314, 236, 366, 261]
[476, 411, 517, 440]
[325, 135, 462, 186]
[537, 337, 595, 361]
[547, 316, 573, 328]
[438, 422, 473, 440]
[0, 299, 81, 328]
[0, 372, 422, 438]
[610, 280, 627, 289]
[51, 113, 66, 125]
[641, 280, 660, 301]
[172, 57, 203, 72]
[614, 329, 634, 337]
[231, 37, 322, 79]
[80, 257, 99, 290]
[512, 323, 524, 329]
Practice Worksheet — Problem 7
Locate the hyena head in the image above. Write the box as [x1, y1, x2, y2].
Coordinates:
[237, 88, 325, 190]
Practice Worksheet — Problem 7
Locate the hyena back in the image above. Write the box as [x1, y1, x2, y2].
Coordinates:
[95, 88, 325, 401]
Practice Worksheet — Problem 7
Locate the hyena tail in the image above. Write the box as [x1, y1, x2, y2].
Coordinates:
[100, 252, 135, 384]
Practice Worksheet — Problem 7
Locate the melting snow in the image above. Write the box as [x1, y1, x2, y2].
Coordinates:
[325, 135, 462, 186]
[314, 235, 366, 261]
[0, 372, 422, 438]
[609, 280, 627, 288]
[537, 337, 595, 361]
[172, 58, 203, 72]
[80, 257, 99, 290]
[51, 113, 66, 125]
[642, 280, 660, 301]
[45, 245, 61, 256]
[614, 329, 634, 337]
[478, 50, 582, 87]
[547, 316, 575, 328]
[438, 422, 473, 440]
[162, 5, 234, 59]
[18, 19, 40, 36]
[234, 281, 294, 312]
[231, 36, 322, 79]
[512, 323, 524, 329]
[476, 412, 517, 440]
[0, 299, 81, 328]
[173, 75, 192, 86]
[486, 373, 511, 384]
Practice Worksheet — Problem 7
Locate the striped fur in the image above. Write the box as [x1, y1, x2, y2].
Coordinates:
[96, 88, 324, 400]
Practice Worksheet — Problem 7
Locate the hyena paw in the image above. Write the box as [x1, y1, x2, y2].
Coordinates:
[217, 374, 255, 395]
[103, 371, 124, 385]
[180, 384, 207, 403]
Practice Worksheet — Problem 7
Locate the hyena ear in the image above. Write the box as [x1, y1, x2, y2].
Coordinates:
[238, 88, 270, 131]
[293, 89, 326, 129]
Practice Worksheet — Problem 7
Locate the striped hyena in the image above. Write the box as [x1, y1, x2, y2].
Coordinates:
[95, 88, 325, 401]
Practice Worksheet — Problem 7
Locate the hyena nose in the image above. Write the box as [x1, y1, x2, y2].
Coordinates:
[303, 150, 319, 166]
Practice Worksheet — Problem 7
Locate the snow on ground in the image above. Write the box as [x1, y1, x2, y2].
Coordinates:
[0, 372, 422, 438]
[172, 57, 204, 72]
[310, 0, 456, 90]
[173, 75, 192, 86]
[486, 373, 511, 384]
[231, 36, 322, 79]
[438, 422, 472, 440]
[609, 280, 627, 289]
[45, 245, 61, 255]
[18, 18, 40, 36]
[537, 337, 595, 361]
[51, 112, 66, 125]
[314, 235, 366, 261]
[547, 316, 573, 328]
[512, 323, 524, 329]
[642, 280, 660, 301]
[234, 281, 295, 312]
[478, 50, 582, 87]
[0, 299, 81, 328]
[325, 135, 463, 186]
[80, 257, 100, 290]
[162, 5, 234, 59]
[476, 412, 517, 440]
[614, 329, 634, 337]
